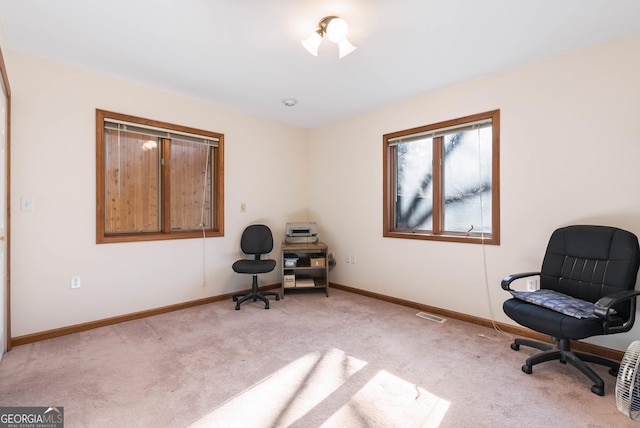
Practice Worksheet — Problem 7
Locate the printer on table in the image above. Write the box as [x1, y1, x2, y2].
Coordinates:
[285, 222, 319, 244]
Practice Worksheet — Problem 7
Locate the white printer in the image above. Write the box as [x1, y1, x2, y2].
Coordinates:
[285, 222, 319, 244]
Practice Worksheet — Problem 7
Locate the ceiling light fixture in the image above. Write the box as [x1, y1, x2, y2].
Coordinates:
[301, 16, 356, 59]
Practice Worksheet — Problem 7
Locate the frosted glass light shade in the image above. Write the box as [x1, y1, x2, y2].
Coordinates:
[301, 32, 322, 56]
[337, 38, 357, 59]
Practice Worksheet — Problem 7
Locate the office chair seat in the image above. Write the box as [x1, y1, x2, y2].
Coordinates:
[503, 298, 607, 340]
[232, 259, 276, 275]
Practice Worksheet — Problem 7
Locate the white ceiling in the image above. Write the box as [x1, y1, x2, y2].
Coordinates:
[1, 0, 639, 129]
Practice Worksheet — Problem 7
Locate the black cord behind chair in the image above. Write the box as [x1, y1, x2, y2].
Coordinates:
[232, 224, 280, 310]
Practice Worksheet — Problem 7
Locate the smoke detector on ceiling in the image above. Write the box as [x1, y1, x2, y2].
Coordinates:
[281, 98, 298, 107]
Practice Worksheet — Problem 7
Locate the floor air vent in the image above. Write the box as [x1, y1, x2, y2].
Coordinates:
[416, 312, 447, 323]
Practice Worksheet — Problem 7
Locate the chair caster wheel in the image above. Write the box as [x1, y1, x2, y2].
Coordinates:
[522, 364, 532, 374]
[591, 385, 604, 396]
[235, 304, 241, 310]
[275, 295, 280, 301]
[232, 296, 238, 302]
[609, 367, 618, 376]
[264, 304, 270, 310]
[511, 342, 520, 351]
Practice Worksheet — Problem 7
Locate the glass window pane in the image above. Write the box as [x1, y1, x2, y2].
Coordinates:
[442, 127, 492, 234]
[170, 139, 213, 231]
[394, 138, 433, 230]
[104, 129, 160, 233]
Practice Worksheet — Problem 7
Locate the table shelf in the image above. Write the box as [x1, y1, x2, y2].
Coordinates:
[281, 242, 329, 297]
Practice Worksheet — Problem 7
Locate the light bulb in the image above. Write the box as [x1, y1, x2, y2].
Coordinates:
[326, 18, 349, 43]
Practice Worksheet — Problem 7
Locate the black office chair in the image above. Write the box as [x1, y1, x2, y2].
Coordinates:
[232, 224, 280, 310]
[502, 225, 640, 395]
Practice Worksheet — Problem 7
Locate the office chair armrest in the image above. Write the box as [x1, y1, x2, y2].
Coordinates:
[501, 272, 541, 291]
[594, 289, 640, 320]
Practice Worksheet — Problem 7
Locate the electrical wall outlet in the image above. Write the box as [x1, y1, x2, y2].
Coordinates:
[526, 279, 537, 291]
[344, 254, 357, 264]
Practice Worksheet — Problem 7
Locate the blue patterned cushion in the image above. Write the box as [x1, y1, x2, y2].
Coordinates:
[510, 289, 598, 319]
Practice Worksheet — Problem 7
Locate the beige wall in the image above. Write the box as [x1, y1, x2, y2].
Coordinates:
[5, 28, 640, 351]
[308, 32, 640, 351]
[7, 51, 310, 337]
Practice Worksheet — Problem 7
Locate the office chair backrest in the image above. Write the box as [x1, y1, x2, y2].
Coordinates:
[240, 224, 274, 257]
[540, 225, 640, 319]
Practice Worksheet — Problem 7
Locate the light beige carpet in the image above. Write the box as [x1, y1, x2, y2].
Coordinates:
[0, 288, 636, 427]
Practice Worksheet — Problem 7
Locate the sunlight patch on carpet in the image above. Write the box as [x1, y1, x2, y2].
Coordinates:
[188, 348, 449, 427]
[188, 348, 367, 427]
[322, 370, 450, 427]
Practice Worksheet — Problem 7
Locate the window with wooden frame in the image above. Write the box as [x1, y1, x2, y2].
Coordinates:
[96, 110, 224, 243]
[383, 110, 500, 244]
